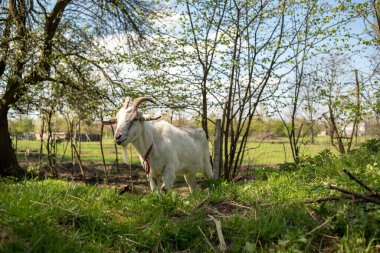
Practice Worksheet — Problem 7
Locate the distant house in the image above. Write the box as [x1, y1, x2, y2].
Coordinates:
[317, 121, 368, 137]
[35, 132, 68, 141]
[34, 132, 100, 142]
[342, 122, 366, 136]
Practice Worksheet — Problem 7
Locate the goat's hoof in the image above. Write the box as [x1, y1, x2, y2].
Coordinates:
[161, 187, 168, 194]
[119, 185, 132, 195]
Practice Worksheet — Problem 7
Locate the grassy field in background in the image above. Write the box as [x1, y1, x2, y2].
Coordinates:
[242, 137, 337, 166]
[14, 139, 142, 166]
[14, 136, 365, 168]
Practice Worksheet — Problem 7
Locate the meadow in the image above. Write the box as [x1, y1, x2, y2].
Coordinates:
[1, 139, 380, 252]
[14, 136, 338, 169]
[2, 0, 380, 251]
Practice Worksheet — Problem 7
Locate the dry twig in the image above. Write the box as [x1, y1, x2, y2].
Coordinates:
[305, 219, 331, 236]
[305, 169, 380, 205]
[208, 215, 227, 252]
[329, 184, 380, 205]
[198, 226, 215, 252]
[303, 196, 346, 204]
[342, 169, 378, 196]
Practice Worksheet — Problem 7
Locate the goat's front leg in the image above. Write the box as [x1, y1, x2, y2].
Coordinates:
[149, 176, 161, 194]
[161, 167, 175, 194]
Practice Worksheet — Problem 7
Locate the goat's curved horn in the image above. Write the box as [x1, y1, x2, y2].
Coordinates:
[132, 97, 155, 109]
[123, 96, 132, 108]
[103, 117, 117, 125]
[143, 114, 161, 121]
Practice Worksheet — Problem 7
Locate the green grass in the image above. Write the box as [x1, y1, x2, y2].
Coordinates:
[14, 139, 142, 166]
[1, 141, 380, 252]
[242, 137, 333, 166]
[240, 136, 371, 166]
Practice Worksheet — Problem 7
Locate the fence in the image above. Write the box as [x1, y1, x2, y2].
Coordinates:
[11, 132, 36, 141]
[12, 129, 373, 173]
[33, 133, 101, 142]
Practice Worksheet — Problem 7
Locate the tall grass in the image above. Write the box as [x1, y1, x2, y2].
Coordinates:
[1, 140, 379, 252]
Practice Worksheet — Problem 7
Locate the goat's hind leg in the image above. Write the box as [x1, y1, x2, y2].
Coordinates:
[184, 174, 197, 193]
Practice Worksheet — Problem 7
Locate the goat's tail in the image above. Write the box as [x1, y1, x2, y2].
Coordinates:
[203, 155, 213, 179]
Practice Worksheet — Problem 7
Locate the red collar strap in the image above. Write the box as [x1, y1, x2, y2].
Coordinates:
[142, 144, 153, 175]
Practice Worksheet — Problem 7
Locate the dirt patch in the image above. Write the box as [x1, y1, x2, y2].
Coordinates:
[23, 161, 258, 196]
[0, 224, 15, 243]
[28, 162, 195, 195]
[30, 162, 145, 187]
[206, 201, 253, 217]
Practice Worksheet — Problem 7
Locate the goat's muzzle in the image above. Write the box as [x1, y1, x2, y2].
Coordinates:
[115, 133, 126, 145]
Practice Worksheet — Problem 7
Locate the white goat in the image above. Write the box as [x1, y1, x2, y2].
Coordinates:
[112, 96, 213, 193]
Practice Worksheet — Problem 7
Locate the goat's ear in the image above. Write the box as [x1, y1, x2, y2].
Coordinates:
[103, 117, 117, 125]
[110, 117, 117, 124]
[141, 114, 161, 121]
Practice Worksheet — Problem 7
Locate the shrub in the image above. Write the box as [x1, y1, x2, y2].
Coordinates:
[359, 138, 380, 153]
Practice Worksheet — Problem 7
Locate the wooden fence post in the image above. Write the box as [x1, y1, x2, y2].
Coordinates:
[213, 119, 222, 179]
[100, 121, 109, 185]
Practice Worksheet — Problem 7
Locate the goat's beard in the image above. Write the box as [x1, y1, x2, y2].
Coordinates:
[121, 143, 129, 164]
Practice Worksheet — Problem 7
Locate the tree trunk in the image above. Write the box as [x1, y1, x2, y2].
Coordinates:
[213, 119, 222, 179]
[39, 115, 45, 164]
[201, 77, 209, 140]
[0, 105, 23, 177]
[100, 121, 108, 184]
[310, 122, 315, 144]
[110, 124, 120, 173]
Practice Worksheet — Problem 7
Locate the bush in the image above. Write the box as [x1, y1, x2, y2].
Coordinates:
[359, 138, 380, 153]
[279, 162, 298, 172]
